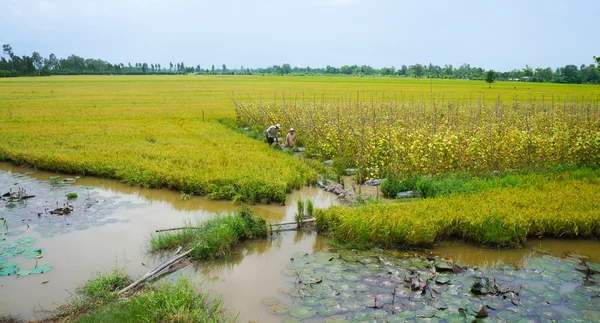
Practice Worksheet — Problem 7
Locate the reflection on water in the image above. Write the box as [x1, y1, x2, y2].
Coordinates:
[434, 239, 600, 267]
[0, 162, 339, 222]
[0, 162, 338, 320]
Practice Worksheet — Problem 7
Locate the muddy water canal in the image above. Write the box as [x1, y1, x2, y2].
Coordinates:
[1, 162, 600, 322]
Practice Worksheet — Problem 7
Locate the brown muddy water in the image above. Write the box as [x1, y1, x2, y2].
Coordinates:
[1, 162, 600, 322]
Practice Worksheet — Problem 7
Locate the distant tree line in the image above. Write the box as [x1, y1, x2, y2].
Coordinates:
[1, 44, 599, 84]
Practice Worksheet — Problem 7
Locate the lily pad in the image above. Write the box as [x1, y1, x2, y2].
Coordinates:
[370, 310, 388, 319]
[282, 317, 301, 323]
[317, 306, 339, 316]
[534, 307, 563, 320]
[302, 297, 321, 307]
[31, 264, 53, 274]
[325, 315, 350, 323]
[581, 309, 600, 321]
[557, 271, 586, 282]
[320, 298, 339, 307]
[17, 269, 32, 276]
[289, 306, 317, 319]
[0, 265, 19, 276]
[575, 285, 600, 297]
[261, 297, 280, 306]
[16, 237, 35, 246]
[268, 304, 289, 315]
[340, 299, 365, 311]
[588, 262, 600, 274]
[281, 269, 296, 276]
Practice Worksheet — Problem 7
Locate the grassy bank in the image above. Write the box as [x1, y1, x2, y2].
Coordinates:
[149, 206, 268, 259]
[316, 174, 600, 248]
[380, 165, 600, 198]
[30, 270, 228, 323]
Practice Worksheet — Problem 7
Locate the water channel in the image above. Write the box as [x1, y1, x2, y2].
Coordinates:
[1, 162, 599, 322]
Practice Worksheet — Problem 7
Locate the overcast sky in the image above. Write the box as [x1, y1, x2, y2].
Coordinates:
[3, 0, 599, 71]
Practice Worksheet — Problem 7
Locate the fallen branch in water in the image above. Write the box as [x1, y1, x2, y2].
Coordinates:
[118, 248, 194, 295]
[155, 227, 203, 233]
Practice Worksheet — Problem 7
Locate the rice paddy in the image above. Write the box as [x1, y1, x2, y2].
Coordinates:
[1, 76, 599, 204]
[315, 174, 600, 248]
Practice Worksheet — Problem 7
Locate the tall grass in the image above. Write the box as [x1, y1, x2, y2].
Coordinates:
[149, 206, 268, 259]
[315, 177, 600, 248]
[53, 271, 228, 323]
[79, 279, 227, 323]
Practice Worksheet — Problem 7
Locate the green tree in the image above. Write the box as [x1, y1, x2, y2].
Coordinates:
[485, 70, 496, 88]
[222, 64, 227, 72]
[2, 44, 14, 69]
[595, 56, 600, 72]
[31, 51, 43, 74]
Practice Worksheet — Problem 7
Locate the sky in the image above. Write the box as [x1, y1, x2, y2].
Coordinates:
[2, 0, 600, 71]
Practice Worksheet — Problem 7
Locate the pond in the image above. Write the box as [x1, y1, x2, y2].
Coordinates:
[1, 162, 600, 322]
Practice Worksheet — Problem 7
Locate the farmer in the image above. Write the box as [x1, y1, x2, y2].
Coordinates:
[265, 123, 281, 145]
[284, 128, 296, 148]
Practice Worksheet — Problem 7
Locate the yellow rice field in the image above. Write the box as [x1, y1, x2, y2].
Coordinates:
[1, 75, 599, 202]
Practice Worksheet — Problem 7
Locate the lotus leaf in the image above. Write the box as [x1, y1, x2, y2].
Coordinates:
[352, 312, 373, 321]
[575, 285, 600, 297]
[281, 269, 296, 276]
[340, 299, 365, 312]
[324, 315, 350, 323]
[557, 271, 586, 282]
[320, 289, 339, 299]
[317, 306, 338, 316]
[542, 291, 561, 305]
[0, 265, 19, 276]
[314, 251, 339, 264]
[268, 304, 289, 315]
[302, 297, 320, 307]
[261, 297, 280, 306]
[326, 272, 344, 281]
[368, 310, 388, 319]
[281, 317, 301, 323]
[341, 272, 361, 281]
[333, 282, 354, 292]
[588, 262, 600, 274]
[16, 237, 35, 246]
[17, 269, 32, 276]
[534, 307, 563, 320]
[416, 318, 441, 323]
[435, 275, 451, 284]
[581, 309, 600, 321]
[435, 262, 452, 272]
[289, 306, 316, 319]
[418, 306, 437, 318]
[356, 268, 376, 277]
[31, 264, 53, 274]
[320, 298, 338, 307]
[386, 311, 416, 322]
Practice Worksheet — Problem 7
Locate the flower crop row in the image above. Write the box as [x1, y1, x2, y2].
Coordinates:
[236, 94, 600, 179]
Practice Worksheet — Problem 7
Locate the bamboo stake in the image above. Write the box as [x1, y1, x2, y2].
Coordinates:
[270, 218, 316, 226]
[118, 248, 194, 295]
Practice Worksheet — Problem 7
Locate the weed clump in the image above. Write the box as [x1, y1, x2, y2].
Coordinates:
[149, 205, 268, 260]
